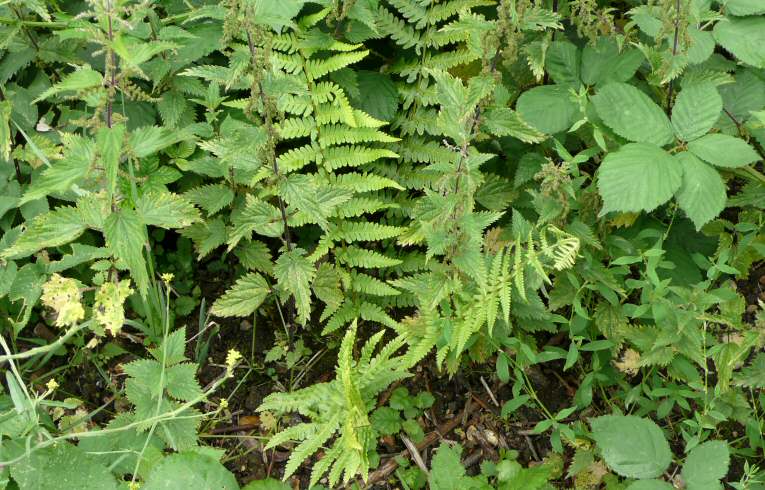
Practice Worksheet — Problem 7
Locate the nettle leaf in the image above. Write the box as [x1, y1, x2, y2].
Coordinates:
[143, 452, 238, 490]
[516, 85, 578, 134]
[104, 208, 149, 295]
[735, 353, 765, 387]
[129, 126, 185, 158]
[33, 67, 103, 102]
[590, 415, 672, 479]
[681, 441, 729, 490]
[274, 248, 316, 325]
[136, 191, 201, 229]
[96, 124, 126, 200]
[184, 184, 234, 216]
[674, 152, 726, 230]
[671, 82, 722, 141]
[591, 82, 674, 146]
[687, 134, 760, 168]
[482, 108, 547, 143]
[597, 143, 682, 214]
[211, 272, 270, 317]
[714, 17, 765, 68]
[2, 206, 87, 259]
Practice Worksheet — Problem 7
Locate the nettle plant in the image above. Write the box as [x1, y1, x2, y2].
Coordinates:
[1, 0, 765, 488]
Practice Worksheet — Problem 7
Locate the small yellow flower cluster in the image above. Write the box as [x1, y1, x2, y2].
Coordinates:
[41, 274, 84, 327]
[225, 349, 242, 376]
[161, 272, 175, 284]
[46, 379, 59, 392]
[94, 279, 133, 336]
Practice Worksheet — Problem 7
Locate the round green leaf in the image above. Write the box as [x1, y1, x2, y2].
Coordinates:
[674, 152, 726, 230]
[686, 28, 715, 64]
[590, 415, 672, 479]
[626, 480, 674, 490]
[592, 82, 674, 146]
[143, 452, 239, 490]
[545, 41, 580, 87]
[10, 443, 119, 490]
[714, 17, 765, 68]
[681, 441, 730, 489]
[242, 478, 291, 490]
[516, 85, 578, 134]
[671, 82, 722, 141]
[726, 0, 765, 17]
[687, 134, 760, 168]
[597, 143, 682, 214]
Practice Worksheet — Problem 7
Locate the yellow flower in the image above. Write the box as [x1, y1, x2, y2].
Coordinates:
[46, 379, 59, 391]
[161, 272, 175, 284]
[225, 349, 242, 376]
[128, 482, 140, 490]
[219, 398, 229, 410]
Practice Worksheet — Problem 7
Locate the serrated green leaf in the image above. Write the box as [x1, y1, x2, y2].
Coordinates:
[674, 152, 726, 230]
[671, 82, 722, 141]
[681, 441, 729, 490]
[2, 206, 87, 259]
[10, 442, 119, 490]
[687, 134, 760, 168]
[136, 191, 200, 229]
[516, 85, 578, 134]
[713, 17, 765, 68]
[211, 272, 270, 317]
[184, 184, 234, 216]
[104, 208, 149, 295]
[592, 82, 674, 146]
[96, 124, 126, 201]
[274, 248, 315, 325]
[482, 108, 547, 143]
[33, 67, 103, 102]
[165, 363, 203, 401]
[590, 415, 672, 479]
[143, 452, 238, 490]
[597, 143, 682, 214]
[545, 40, 580, 87]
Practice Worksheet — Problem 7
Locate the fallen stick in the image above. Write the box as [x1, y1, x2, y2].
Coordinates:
[360, 402, 481, 488]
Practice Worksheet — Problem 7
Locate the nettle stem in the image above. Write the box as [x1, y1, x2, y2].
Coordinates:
[665, 0, 681, 112]
[105, 0, 116, 129]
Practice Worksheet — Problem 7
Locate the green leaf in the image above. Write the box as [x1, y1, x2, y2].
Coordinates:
[735, 353, 765, 387]
[370, 406, 402, 435]
[674, 152, 726, 230]
[626, 480, 674, 490]
[129, 126, 185, 158]
[166, 363, 204, 401]
[355, 71, 398, 121]
[482, 108, 547, 143]
[96, 124, 126, 200]
[687, 134, 760, 168]
[211, 272, 270, 317]
[274, 248, 316, 325]
[516, 85, 578, 134]
[136, 191, 201, 229]
[251, 0, 305, 29]
[33, 67, 103, 102]
[592, 82, 674, 146]
[545, 41, 581, 87]
[725, 0, 765, 15]
[681, 441, 729, 490]
[9, 442, 118, 490]
[580, 38, 643, 86]
[184, 184, 234, 216]
[2, 206, 87, 259]
[241, 479, 291, 490]
[143, 452, 238, 490]
[713, 17, 765, 68]
[597, 143, 682, 214]
[590, 415, 672, 479]
[671, 82, 722, 141]
[104, 208, 149, 295]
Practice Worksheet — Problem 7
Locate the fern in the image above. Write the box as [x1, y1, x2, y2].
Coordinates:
[259, 321, 411, 487]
